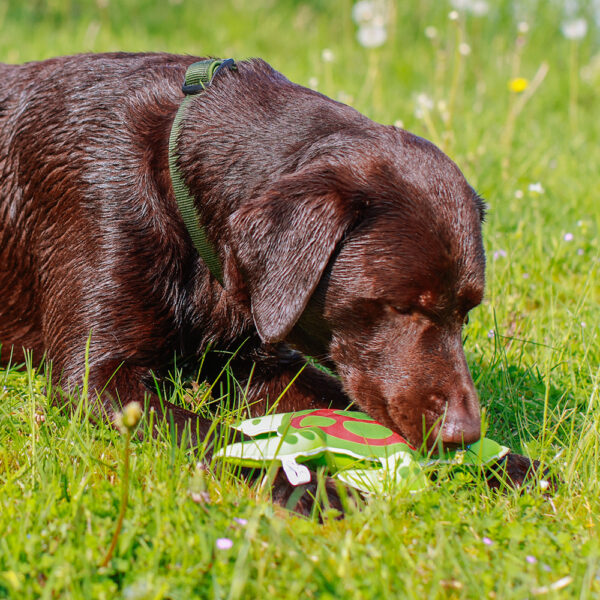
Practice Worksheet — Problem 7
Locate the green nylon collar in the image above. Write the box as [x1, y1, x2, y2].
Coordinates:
[168, 58, 237, 285]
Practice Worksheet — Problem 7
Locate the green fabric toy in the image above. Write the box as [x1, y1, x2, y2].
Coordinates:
[214, 409, 510, 495]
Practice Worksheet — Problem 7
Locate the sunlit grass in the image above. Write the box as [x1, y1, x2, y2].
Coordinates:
[1, 0, 599, 597]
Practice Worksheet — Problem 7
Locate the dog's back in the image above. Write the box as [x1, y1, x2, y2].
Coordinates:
[0, 61, 43, 363]
[0, 54, 192, 367]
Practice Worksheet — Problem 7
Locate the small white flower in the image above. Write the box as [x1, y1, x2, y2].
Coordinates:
[416, 93, 434, 110]
[564, 232, 574, 242]
[539, 480, 549, 491]
[487, 330, 495, 339]
[459, 42, 471, 56]
[528, 182, 544, 194]
[394, 119, 404, 128]
[448, 10, 460, 21]
[594, 0, 600, 27]
[493, 249, 507, 260]
[414, 93, 433, 119]
[450, 0, 471, 10]
[518, 21, 530, 34]
[564, 0, 580, 18]
[425, 26, 438, 39]
[336, 91, 354, 104]
[352, 0, 375, 25]
[523, 272, 530, 279]
[321, 48, 334, 63]
[470, 0, 490, 16]
[561, 18, 588, 40]
[577, 248, 584, 255]
[581, 321, 587, 328]
[451, 0, 489, 15]
[372, 14, 386, 28]
[308, 77, 319, 89]
[515, 189, 524, 199]
[357, 24, 387, 48]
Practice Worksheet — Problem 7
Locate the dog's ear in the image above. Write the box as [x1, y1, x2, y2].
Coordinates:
[228, 169, 358, 343]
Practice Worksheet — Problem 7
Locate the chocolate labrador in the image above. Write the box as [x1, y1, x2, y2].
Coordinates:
[0, 53, 537, 511]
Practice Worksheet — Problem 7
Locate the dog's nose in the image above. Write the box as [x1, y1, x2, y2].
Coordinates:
[439, 387, 481, 449]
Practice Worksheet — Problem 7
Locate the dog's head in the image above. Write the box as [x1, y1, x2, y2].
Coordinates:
[229, 126, 485, 451]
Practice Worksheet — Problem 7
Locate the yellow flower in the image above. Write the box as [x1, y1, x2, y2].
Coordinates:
[509, 77, 529, 93]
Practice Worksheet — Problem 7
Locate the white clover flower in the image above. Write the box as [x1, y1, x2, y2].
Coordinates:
[448, 10, 460, 21]
[357, 24, 387, 48]
[452, 0, 489, 16]
[336, 91, 354, 104]
[515, 189, 524, 199]
[518, 21, 530, 34]
[394, 119, 404, 128]
[450, 0, 471, 10]
[414, 93, 434, 119]
[425, 26, 438, 39]
[470, 0, 490, 16]
[416, 93, 434, 111]
[459, 42, 472, 56]
[564, 232, 574, 242]
[493, 249, 507, 260]
[352, 0, 375, 25]
[563, 0, 580, 18]
[561, 18, 588, 40]
[528, 182, 544, 194]
[308, 77, 319, 89]
[594, 0, 600, 27]
[321, 48, 334, 63]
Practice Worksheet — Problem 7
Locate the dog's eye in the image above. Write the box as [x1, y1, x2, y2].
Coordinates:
[389, 305, 411, 316]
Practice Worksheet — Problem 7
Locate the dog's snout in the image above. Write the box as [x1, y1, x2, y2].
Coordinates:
[439, 386, 481, 449]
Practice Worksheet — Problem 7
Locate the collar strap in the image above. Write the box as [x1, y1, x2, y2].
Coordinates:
[168, 59, 236, 285]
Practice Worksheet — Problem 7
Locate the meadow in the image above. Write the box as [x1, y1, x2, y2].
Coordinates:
[0, 0, 599, 598]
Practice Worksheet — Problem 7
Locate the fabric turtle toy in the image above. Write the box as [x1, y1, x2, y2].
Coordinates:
[214, 409, 509, 495]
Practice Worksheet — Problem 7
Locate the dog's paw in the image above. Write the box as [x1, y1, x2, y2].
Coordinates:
[270, 469, 357, 518]
[485, 452, 556, 492]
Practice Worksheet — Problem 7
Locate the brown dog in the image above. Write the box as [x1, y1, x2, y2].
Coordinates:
[0, 53, 534, 510]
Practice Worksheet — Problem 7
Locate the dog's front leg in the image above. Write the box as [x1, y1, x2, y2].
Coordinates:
[229, 347, 355, 515]
[233, 346, 350, 416]
[53, 360, 222, 454]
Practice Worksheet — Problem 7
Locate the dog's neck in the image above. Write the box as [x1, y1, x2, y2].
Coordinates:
[168, 59, 237, 286]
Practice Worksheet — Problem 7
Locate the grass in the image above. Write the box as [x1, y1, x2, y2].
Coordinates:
[1, 0, 599, 597]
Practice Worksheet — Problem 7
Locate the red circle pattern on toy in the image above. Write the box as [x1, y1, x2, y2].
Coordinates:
[289, 409, 415, 450]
